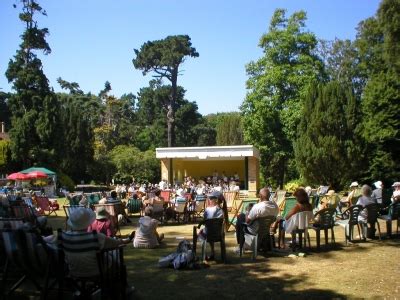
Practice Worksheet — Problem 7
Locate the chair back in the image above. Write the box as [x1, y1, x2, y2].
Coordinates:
[285, 211, 313, 233]
[160, 191, 171, 203]
[96, 246, 126, 298]
[239, 190, 249, 201]
[390, 202, 400, 220]
[58, 229, 100, 278]
[23, 197, 33, 207]
[256, 215, 276, 236]
[313, 208, 336, 229]
[63, 205, 85, 218]
[281, 197, 297, 218]
[204, 218, 224, 243]
[175, 197, 187, 213]
[347, 205, 363, 225]
[365, 203, 380, 223]
[275, 190, 286, 207]
[127, 198, 142, 214]
[194, 194, 206, 213]
[0, 217, 24, 229]
[11, 205, 37, 224]
[36, 196, 51, 211]
[223, 191, 237, 211]
[69, 194, 82, 206]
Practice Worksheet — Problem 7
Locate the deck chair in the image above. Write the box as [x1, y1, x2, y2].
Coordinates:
[360, 203, 382, 240]
[63, 205, 85, 230]
[240, 216, 276, 260]
[160, 191, 171, 204]
[285, 211, 314, 251]
[312, 208, 336, 250]
[274, 190, 287, 208]
[223, 191, 238, 213]
[58, 229, 101, 298]
[96, 245, 129, 300]
[68, 194, 82, 206]
[187, 194, 206, 222]
[336, 205, 363, 245]
[126, 198, 142, 215]
[36, 196, 58, 216]
[10, 205, 40, 226]
[1, 227, 59, 299]
[0, 217, 24, 229]
[378, 202, 400, 237]
[174, 197, 188, 223]
[193, 218, 226, 263]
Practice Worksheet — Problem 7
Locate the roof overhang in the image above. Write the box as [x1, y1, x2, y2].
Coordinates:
[156, 145, 260, 160]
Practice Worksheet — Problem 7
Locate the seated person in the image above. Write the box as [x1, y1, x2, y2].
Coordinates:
[106, 191, 131, 224]
[371, 181, 383, 204]
[391, 182, 400, 203]
[88, 206, 115, 237]
[235, 188, 278, 248]
[64, 207, 134, 278]
[197, 191, 224, 260]
[339, 181, 359, 210]
[281, 188, 313, 248]
[133, 206, 164, 249]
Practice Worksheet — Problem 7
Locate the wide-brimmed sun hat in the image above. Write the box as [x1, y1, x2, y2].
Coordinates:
[392, 182, 400, 187]
[67, 207, 96, 230]
[350, 181, 359, 188]
[96, 207, 108, 220]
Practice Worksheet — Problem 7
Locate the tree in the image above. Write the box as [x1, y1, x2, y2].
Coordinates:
[356, 0, 400, 182]
[110, 145, 160, 183]
[5, 0, 59, 168]
[294, 81, 362, 189]
[133, 35, 199, 147]
[241, 9, 324, 187]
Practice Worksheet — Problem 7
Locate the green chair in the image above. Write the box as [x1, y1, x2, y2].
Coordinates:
[126, 198, 142, 215]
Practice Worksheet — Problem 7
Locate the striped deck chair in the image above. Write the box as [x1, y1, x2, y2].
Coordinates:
[174, 197, 188, 223]
[1, 228, 58, 299]
[10, 205, 38, 226]
[58, 229, 101, 297]
[63, 205, 85, 230]
[23, 197, 34, 207]
[187, 194, 206, 222]
[0, 217, 24, 229]
[223, 191, 238, 213]
[126, 198, 142, 215]
[274, 190, 287, 208]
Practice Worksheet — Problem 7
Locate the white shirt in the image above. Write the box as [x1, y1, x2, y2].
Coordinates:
[247, 201, 279, 221]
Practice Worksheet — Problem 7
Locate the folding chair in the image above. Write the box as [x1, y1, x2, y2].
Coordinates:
[36, 197, 58, 216]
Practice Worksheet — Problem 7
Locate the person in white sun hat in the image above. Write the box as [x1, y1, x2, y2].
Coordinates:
[371, 181, 383, 204]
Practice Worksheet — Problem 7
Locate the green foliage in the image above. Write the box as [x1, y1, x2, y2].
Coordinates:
[110, 145, 160, 183]
[284, 179, 304, 193]
[241, 9, 324, 187]
[133, 35, 199, 147]
[58, 172, 75, 192]
[206, 112, 243, 146]
[0, 140, 11, 172]
[294, 81, 363, 190]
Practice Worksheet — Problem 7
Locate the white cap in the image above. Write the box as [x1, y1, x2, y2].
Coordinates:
[350, 181, 359, 188]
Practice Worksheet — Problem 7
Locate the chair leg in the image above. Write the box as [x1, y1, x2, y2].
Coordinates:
[306, 231, 311, 249]
[324, 228, 328, 246]
[253, 235, 257, 260]
[316, 229, 321, 250]
[221, 240, 227, 264]
[376, 221, 381, 240]
[291, 233, 296, 252]
[201, 240, 207, 262]
[331, 227, 335, 244]
[192, 226, 197, 255]
[298, 232, 303, 249]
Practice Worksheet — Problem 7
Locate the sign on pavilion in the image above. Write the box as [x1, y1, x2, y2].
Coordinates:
[156, 145, 260, 196]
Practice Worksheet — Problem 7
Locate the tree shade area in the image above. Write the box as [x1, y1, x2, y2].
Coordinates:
[0, 0, 398, 190]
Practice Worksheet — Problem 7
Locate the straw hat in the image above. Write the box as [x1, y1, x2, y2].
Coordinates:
[67, 207, 96, 230]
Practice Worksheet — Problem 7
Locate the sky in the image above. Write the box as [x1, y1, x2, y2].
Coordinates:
[0, 0, 381, 115]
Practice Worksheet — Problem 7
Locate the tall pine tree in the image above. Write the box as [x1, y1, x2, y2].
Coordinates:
[5, 0, 60, 168]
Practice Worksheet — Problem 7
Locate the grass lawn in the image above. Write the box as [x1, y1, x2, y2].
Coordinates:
[7, 198, 400, 299]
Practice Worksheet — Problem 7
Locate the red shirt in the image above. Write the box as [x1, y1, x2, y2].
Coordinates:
[87, 219, 114, 237]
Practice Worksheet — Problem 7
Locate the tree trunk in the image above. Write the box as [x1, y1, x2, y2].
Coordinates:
[167, 69, 178, 147]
